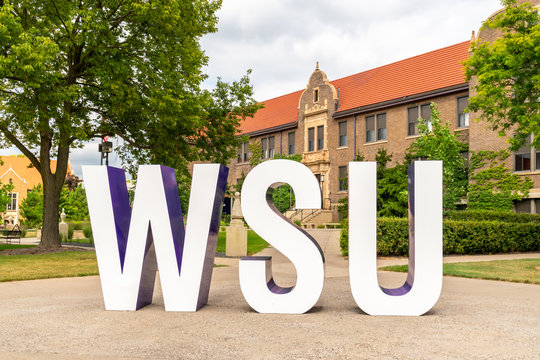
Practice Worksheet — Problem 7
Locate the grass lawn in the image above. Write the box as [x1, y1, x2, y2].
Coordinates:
[380, 258, 540, 284]
[0, 244, 36, 250]
[216, 230, 269, 255]
[0, 251, 98, 282]
[62, 238, 93, 244]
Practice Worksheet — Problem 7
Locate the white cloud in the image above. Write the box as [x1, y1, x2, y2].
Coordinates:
[201, 0, 502, 100]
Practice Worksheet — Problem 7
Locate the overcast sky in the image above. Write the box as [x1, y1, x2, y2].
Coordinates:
[2, 0, 503, 177]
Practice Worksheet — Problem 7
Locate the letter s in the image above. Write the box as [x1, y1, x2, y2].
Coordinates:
[239, 159, 324, 314]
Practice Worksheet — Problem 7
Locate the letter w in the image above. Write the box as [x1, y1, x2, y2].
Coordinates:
[82, 164, 228, 311]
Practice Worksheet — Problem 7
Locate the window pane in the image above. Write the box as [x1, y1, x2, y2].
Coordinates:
[314, 89, 319, 102]
[237, 143, 242, 163]
[317, 125, 324, 150]
[261, 138, 268, 159]
[457, 96, 468, 113]
[377, 113, 386, 140]
[420, 104, 431, 121]
[338, 166, 348, 191]
[243, 142, 249, 162]
[407, 107, 418, 135]
[536, 151, 540, 170]
[515, 153, 531, 171]
[366, 116, 375, 142]
[339, 121, 347, 147]
[288, 132, 295, 155]
[308, 127, 314, 152]
[268, 136, 275, 158]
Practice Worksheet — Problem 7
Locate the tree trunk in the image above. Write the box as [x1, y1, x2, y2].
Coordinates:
[39, 172, 63, 249]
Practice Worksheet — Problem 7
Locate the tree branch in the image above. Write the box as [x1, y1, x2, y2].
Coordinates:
[0, 125, 40, 170]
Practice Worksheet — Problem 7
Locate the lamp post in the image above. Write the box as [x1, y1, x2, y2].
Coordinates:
[99, 136, 113, 166]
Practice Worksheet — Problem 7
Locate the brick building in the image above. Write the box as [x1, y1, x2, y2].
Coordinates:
[229, 2, 540, 222]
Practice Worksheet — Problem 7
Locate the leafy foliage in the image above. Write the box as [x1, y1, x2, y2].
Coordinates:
[464, 0, 540, 150]
[407, 103, 468, 210]
[0, 181, 14, 211]
[270, 153, 301, 213]
[468, 150, 533, 211]
[19, 185, 43, 228]
[338, 148, 409, 220]
[375, 148, 409, 217]
[249, 141, 263, 167]
[0, 0, 260, 246]
[445, 209, 540, 223]
[20, 184, 90, 227]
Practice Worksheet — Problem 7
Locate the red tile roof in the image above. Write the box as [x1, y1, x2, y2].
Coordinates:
[239, 41, 470, 135]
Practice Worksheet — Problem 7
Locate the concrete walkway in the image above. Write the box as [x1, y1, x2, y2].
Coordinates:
[1, 230, 539, 359]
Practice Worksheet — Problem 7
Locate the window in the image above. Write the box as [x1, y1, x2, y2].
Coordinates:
[366, 113, 387, 142]
[408, 104, 431, 135]
[338, 121, 347, 147]
[377, 113, 387, 141]
[314, 88, 319, 102]
[317, 125, 324, 150]
[407, 107, 418, 136]
[237, 142, 249, 163]
[7, 193, 17, 211]
[261, 136, 275, 159]
[366, 116, 375, 142]
[237, 144, 242, 163]
[421, 104, 432, 131]
[288, 132, 295, 155]
[457, 96, 469, 128]
[338, 166, 348, 191]
[308, 127, 315, 152]
[514, 135, 540, 171]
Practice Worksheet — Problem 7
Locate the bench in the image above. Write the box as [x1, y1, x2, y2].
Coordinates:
[0, 224, 21, 244]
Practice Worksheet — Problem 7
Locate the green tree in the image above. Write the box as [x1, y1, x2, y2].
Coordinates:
[468, 149, 533, 211]
[19, 184, 43, 228]
[270, 153, 301, 213]
[375, 149, 409, 217]
[0, 1, 259, 248]
[60, 186, 89, 221]
[20, 184, 91, 226]
[464, 0, 540, 150]
[408, 103, 468, 210]
[249, 141, 263, 167]
[337, 149, 409, 220]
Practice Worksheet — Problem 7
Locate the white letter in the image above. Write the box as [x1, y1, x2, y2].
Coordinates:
[349, 161, 442, 316]
[83, 164, 228, 311]
[239, 159, 324, 314]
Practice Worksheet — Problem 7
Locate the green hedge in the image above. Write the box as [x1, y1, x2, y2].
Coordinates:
[445, 210, 540, 224]
[340, 217, 540, 257]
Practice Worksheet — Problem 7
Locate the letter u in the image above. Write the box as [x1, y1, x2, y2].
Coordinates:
[348, 161, 443, 316]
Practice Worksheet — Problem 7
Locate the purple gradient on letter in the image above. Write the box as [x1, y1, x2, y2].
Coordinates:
[196, 165, 229, 310]
[378, 161, 417, 296]
[160, 166, 186, 276]
[242, 256, 294, 295]
[107, 167, 131, 270]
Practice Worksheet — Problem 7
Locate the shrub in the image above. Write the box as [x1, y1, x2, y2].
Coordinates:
[83, 225, 92, 241]
[294, 219, 301, 227]
[445, 210, 540, 224]
[339, 217, 540, 256]
[317, 225, 325, 229]
[68, 227, 74, 240]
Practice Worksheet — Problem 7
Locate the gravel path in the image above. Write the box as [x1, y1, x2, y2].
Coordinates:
[1, 230, 539, 359]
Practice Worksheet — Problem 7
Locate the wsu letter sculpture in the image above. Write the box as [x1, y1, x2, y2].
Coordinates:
[83, 160, 442, 316]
